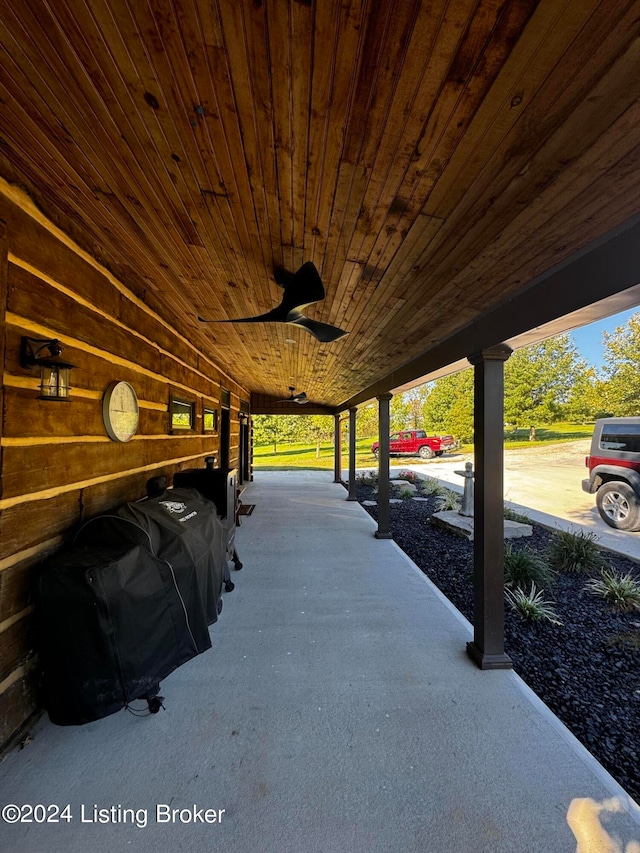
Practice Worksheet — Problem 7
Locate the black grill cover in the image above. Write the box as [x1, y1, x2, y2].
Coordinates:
[37, 488, 225, 725]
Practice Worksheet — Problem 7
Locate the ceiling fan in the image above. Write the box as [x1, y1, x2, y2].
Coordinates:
[277, 386, 308, 404]
[198, 261, 348, 343]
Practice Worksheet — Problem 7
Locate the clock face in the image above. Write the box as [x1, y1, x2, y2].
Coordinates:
[102, 381, 139, 442]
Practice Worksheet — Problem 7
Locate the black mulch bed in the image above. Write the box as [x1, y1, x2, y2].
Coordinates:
[355, 483, 640, 802]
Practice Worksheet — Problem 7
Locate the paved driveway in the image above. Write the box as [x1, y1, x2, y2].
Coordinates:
[397, 439, 640, 562]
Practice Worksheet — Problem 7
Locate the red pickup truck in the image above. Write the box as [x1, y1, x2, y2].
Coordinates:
[371, 429, 457, 460]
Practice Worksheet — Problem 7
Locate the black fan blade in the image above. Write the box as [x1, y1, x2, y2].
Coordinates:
[279, 261, 325, 318]
[198, 261, 324, 324]
[287, 316, 348, 343]
[275, 387, 296, 403]
[275, 387, 308, 403]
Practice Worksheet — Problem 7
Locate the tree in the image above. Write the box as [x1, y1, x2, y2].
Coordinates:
[600, 312, 640, 416]
[390, 393, 412, 432]
[419, 335, 586, 445]
[564, 367, 609, 422]
[357, 403, 378, 438]
[424, 369, 474, 442]
[357, 390, 428, 438]
[403, 386, 430, 429]
[297, 415, 335, 458]
[252, 415, 300, 451]
[503, 335, 587, 431]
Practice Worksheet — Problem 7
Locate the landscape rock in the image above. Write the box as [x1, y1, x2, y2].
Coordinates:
[431, 509, 532, 540]
[354, 480, 640, 804]
[390, 479, 418, 494]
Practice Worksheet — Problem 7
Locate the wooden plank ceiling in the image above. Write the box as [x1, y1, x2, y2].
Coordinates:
[1, 0, 640, 410]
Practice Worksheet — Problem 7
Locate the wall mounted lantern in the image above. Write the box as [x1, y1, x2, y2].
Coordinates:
[20, 337, 75, 401]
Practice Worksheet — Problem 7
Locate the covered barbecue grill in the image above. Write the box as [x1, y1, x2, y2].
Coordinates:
[173, 462, 243, 571]
[37, 487, 226, 725]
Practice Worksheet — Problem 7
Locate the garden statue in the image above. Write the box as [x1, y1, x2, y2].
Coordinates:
[455, 461, 474, 517]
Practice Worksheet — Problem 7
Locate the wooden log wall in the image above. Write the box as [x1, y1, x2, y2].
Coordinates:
[0, 183, 249, 749]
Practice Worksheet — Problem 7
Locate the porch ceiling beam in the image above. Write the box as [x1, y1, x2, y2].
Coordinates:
[249, 399, 336, 415]
[337, 213, 640, 411]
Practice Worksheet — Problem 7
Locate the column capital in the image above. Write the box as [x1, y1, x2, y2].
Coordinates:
[349, 406, 358, 414]
[376, 392, 393, 401]
[468, 343, 513, 366]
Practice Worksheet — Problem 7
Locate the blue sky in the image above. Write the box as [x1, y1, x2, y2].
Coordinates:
[569, 307, 639, 369]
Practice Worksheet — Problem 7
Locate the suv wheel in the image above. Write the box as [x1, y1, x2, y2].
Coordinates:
[418, 445, 434, 460]
[595, 481, 640, 531]
[372, 448, 379, 460]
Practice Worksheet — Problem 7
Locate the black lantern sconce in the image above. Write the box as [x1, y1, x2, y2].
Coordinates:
[20, 337, 76, 401]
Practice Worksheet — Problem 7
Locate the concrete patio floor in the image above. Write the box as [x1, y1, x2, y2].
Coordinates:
[0, 470, 639, 853]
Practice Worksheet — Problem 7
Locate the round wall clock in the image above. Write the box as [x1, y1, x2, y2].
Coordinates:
[102, 381, 139, 442]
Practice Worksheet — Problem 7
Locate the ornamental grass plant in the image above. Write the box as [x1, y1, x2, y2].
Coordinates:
[419, 478, 445, 497]
[547, 529, 607, 574]
[434, 489, 461, 511]
[504, 582, 562, 625]
[503, 544, 556, 589]
[585, 569, 640, 611]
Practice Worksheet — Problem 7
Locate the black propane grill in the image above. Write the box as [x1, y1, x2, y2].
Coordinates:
[173, 461, 243, 574]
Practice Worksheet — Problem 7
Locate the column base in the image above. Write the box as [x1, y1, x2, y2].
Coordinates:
[466, 642, 512, 670]
[374, 530, 393, 539]
[346, 494, 358, 501]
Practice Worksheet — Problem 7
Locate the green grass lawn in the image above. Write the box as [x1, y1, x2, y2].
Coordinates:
[252, 422, 595, 470]
[253, 437, 378, 471]
[502, 422, 594, 448]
